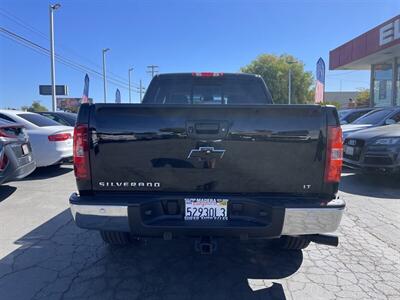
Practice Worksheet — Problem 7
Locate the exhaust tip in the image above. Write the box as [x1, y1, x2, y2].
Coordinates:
[309, 234, 339, 247]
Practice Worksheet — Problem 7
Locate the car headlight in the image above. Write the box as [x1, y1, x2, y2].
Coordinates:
[373, 138, 400, 145]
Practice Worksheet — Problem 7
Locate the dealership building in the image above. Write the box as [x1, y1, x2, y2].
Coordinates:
[329, 15, 400, 107]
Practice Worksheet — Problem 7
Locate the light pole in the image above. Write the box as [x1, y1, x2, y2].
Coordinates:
[287, 60, 297, 104]
[128, 67, 133, 103]
[288, 68, 292, 104]
[102, 48, 110, 103]
[49, 3, 61, 112]
[139, 79, 143, 102]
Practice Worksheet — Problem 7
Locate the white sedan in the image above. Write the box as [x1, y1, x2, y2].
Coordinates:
[0, 110, 73, 167]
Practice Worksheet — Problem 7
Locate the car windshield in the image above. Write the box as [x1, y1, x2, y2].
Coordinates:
[352, 109, 392, 125]
[17, 113, 61, 127]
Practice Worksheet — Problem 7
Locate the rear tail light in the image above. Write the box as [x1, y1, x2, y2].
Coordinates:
[73, 124, 90, 180]
[0, 129, 16, 138]
[0, 127, 21, 140]
[192, 72, 224, 77]
[0, 151, 8, 171]
[48, 133, 72, 142]
[324, 126, 343, 183]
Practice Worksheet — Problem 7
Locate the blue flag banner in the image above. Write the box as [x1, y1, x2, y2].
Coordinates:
[81, 74, 90, 104]
[315, 58, 325, 103]
[115, 88, 121, 103]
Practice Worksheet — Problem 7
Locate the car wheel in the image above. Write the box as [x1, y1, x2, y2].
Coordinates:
[277, 236, 310, 250]
[100, 230, 131, 246]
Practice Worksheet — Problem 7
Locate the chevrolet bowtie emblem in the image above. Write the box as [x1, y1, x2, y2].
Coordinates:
[187, 147, 226, 160]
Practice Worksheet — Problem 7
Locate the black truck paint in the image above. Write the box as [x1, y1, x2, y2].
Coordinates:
[70, 73, 344, 250]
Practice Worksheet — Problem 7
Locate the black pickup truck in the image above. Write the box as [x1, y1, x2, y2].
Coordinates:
[70, 72, 344, 253]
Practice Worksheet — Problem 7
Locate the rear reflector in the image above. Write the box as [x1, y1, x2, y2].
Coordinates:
[324, 126, 343, 183]
[73, 124, 90, 180]
[192, 72, 223, 77]
[0, 151, 8, 171]
[48, 133, 72, 142]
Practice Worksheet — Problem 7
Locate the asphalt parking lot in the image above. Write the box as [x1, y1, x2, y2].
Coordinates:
[0, 166, 399, 300]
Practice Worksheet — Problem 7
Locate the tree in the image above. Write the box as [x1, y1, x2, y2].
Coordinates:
[355, 88, 370, 107]
[21, 101, 48, 112]
[240, 54, 314, 104]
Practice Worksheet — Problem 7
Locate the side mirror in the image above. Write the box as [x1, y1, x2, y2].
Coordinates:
[385, 119, 396, 125]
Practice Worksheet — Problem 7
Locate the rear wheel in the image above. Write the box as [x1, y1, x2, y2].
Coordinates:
[100, 230, 131, 246]
[277, 236, 310, 250]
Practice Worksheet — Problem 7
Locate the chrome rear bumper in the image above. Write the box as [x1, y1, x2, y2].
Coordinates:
[70, 197, 345, 236]
[281, 198, 344, 235]
[70, 204, 129, 232]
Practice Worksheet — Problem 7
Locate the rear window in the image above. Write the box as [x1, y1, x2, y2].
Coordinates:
[0, 113, 17, 123]
[346, 110, 371, 123]
[352, 109, 392, 125]
[17, 113, 60, 127]
[61, 113, 77, 125]
[0, 118, 15, 126]
[41, 113, 76, 126]
[143, 75, 272, 105]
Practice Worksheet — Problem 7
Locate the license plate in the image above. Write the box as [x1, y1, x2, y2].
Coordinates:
[184, 198, 228, 220]
[345, 146, 354, 156]
[21, 144, 29, 155]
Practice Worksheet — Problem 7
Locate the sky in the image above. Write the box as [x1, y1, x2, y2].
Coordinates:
[0, 0, 399, 109]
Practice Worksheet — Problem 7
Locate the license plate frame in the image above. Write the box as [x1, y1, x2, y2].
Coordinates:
[184, 198, 228, 221]
[345, 146, 354, 156]
[21, 144, 30, 155]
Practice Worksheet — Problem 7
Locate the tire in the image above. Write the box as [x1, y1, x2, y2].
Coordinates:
[100, 230, 131, 246]
[278, 236, 310, 250]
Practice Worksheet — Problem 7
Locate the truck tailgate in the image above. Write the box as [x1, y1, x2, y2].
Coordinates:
[89, 104, 326, 195]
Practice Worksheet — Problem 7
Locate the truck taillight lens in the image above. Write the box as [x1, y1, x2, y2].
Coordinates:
[73, 124, 90, 180]
[324, 126, 343, 183]
[48, 133, 72, 142]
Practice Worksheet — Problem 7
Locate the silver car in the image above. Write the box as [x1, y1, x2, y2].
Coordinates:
[0, 119, 36, 184]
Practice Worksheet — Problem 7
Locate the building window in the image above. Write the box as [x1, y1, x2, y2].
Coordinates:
[373, 64, 393, 107]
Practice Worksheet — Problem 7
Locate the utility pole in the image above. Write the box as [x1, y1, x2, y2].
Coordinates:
[49, 3, 61, 112]
[288, 68, 292, 105]
[139, 80, 143, 102]
[128, 67, 133, 103]
[102, 48, 110, 103]
[147, 65, 159, 78]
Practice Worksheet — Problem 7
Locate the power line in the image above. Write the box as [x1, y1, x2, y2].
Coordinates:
[0, 8, 132, 85]
[0, 8, 48, 39]
[0, 26, 143, 92]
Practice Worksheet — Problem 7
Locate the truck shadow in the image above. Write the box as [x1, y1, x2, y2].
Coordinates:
[21, 164, 73, 181]
[339, 171, 400, 199]
[0, 210, 302, 300]
[0, 185, 16, 202]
